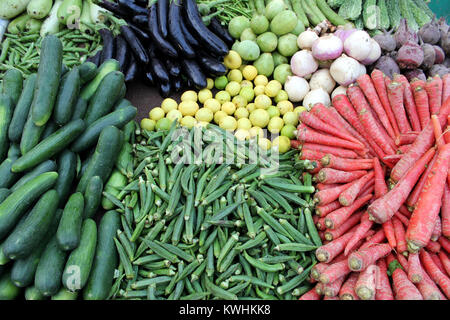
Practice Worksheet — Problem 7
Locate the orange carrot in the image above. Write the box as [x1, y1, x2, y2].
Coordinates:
[321, 154, 374, 172]
[425, 75, 443, 115]
[439, 236, 450, 254]
[418, 264, 447, 300]
[315, 282, 324, 295]
[406, 152, 438, 210]
[406, 144, 450, 253]
[355, 264, 377, 300]
[360, 229, 386, 250]
[410, 78, 427, 91]
[439, 251, 450, 276]
[431, 217, 442, 242]
[299, 287, 321, 300]
[344, 212, 373, 255]
[387, 81, 412, 134]
[383, 220, 397, 249]
[359, 179, 375, 197]
[316, 216, 327, 231]
[339, 172, 374, 207]
[323, 276, 346, 297]
[394, 211, 410, 228]
[311, 262, 330, 281]
[398, 144, 412, 154]
[339, 272, 359, 300]
[315, 231, 356, 263]
[348, 243, 392, 272]
[323, 295, 339, 300]
[368, 148, 436, 223]
[307, 160, 322, 174]
[291, 139, 301, 149]
[299, 149, 326, 161]
[430, 252, 446, 274]
[382, 154, 402, 164]
[420, 249, 450, 298]
[392, 268, 423, 300]
[395, 132, 419, 146]
[443, 74, 450, 105]
[432, 114, 445, 148]
[319, 260, 351, 284]
[407, 252, 422, 283]
[393, 216, 408, 256]
[316, 168, 367, 184]
[395, 74, 422, 132]
[316, 200, 341, 217]
[324, 194, 373, 230]
[310, 103, 352, 135]
[313, 181, 354, 205]
[316, 183, 341, 191]
[396, 252, 409, 271]
[375, 259, 394, 300]
[324, 213, 362, 241]
[413, 86, 431, 130]
[426, 240, 441, 254]
[373, 157, 387, 199]
[301, 143, 359, 159]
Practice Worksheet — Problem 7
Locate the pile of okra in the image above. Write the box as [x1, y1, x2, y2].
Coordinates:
[108, 123, 322, 300]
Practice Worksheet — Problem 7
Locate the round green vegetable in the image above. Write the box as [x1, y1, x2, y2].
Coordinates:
[265, 0, 286, 20]
[272, 51, 289, 67]
[253, 53, 274, 77]
[277, 33, 298, 57]
[256, 32, 278, 53]
[236, 40, 261, 61]
[228, 16, 251, 39]
[250, 15, 269, 34]
[273, 64, 293, 84]
[270, 10, 297, 36]
[291, 20, 305, 36]
[240, 28, 257, 41]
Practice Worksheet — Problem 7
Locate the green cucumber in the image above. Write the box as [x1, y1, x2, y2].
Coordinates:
[71, 96, 88, 121]
[102, 169, 127, 210]
[72, 105, 137, 152]
[2, 189, 59, 260]
[2, 68, 23, 106]
[25, 286, 47, 300]
[387, 0, 401, 30]
[0, 189, 11, 203]
[83, 175, 103, 219]
[0, 271, 20, 300]
[0, 157, 20, 189]
[78, 61, 98, 84]
[80, 59, 119, 101]
[12, 119, 85, 173]
[83, 71, 125, 126]
[83, 210, 120, 300]
[0, 94, 13, 162]
[62, 219, 97, 291]
[34, 236, 67, 296]
[41, 121, 58, 140]
[54, 150, 77, 207]
[76, 126, 123, 193]
[20, 111, 47, 155]
[31, 35, 63, 127]
[56, 192, 84, 251]
[338, 0, 362, 20]
[7, 144, 20, 159]
[377, 0, 390, 30]
[79, 150, 93, 178]
[57, 0, 82, 25]
[362, 0, 379, 30]
[113, 98, 133, 111]
[11, 160, 57, 192]
[8, 74, 37, 143]
[54, 67, 81, 126]
[399, 0, 418, 31]
[0, 171, 58, 239]
[51, 287, 78, 300]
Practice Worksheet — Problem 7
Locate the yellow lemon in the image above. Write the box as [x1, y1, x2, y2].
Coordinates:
[249, 126, 264, 138]
[181, 90, 197, 102]
[195, 108, 213, 122]
[224, 50, 242, 69]
[225, 81, 241, 97]
[140, 118, 155, 131]
[178, 100, 199, 116]
[264, 80, 282, 98]
[166, 109, 182, 122]
[294, 106, 307, 115]
[227, 69, 243, 83]
[235, 107, 249, 119]
[239, 86, 254, 102]
[272, 136, 291, 153]
[283, 111, 299, 126]
[204, 98, 221, 113]
[267, 105, 280, 118]
[274, 89, 289, 103]
[214, 110, 228, 124]
[215, 91, 231, 104]
[219, 116, 238, 131]
[198, 89, 213, 104]
[195, 121, 209, 128]
[254, 85, 266, 96]
[235, 129, 250, 141]
[232, 95, 247, 108]
[258, 137, 271, 150]
[277, 100, 294, 115]
[149, 107, 165, 121]
[249, 109, 270, 128]
[161, 98, 178, 113]
[246, 103, 256, 113]
[206, 78, 214, 89]
[237, 118, 252, 130]
[268, 116, 284, 134]
[254, 94, 271, 109]
[180, 116, 197, 129]
[242, 65, 258, 80]
[254, 74, 268, 86]
[221, 101, 236, 115]
[240, 80, 254, 88]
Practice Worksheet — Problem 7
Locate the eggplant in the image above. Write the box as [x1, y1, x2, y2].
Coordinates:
[149, 56, 170, 84]
[134, 0, 148, 6]
[125, 54, 139, 82]
[181, 59, 207, 89]
[197, 52, 227, 77]
[183, 0, 228, 56]
[118, 0, 148, 15]
[142, 68, 155, 86]
[86, 50, 102, 66]
[180, 16, 200, 48]
[120, 25, 149, 65]
[158, 82, 172, 98]
[208, 17, 234, 47]
[129, 23, 150, 42]
[114, 35, 129, 73]
[168, 0, 195, 58]
[132, 15, 148, 28]
[157, 0, 169, 38]
[171, 76, 182, 92]
[166, 59, 181, 77]
[147, 4, 178, 58]
[98, 28, 115, 64]
[98, 0, 129, 17]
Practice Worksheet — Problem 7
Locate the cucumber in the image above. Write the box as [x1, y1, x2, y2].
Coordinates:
[362, 0, 379, 30]
[83, 210, 120, 300]
[0, 189, 11, 203]
[338, 0, 362, 20]
[34, 236, 67, 296]
[57, 0, 82, 25]
[0, 243, 9, 265]
[0, 171, 58, 239]
[387, 0, 401, 30]
[51, 287, 78, 300]
[71, 106, 137, 152]
[54, 150, 77, 207]
[80, 59, 119, 101]
[76, 126, 123, 193]
[0, 271, 20, 300]
[31, 35, 63, 127]
[62, 219, 97, 291]
[0, 94, 13, 163]
[102, 169, 127, 210]
[113, 98, 133, 111]
[41, 120, 58, 140]
[71, 96, 88, 121]
[56, 192, 84, 251]
[83, 175, 103, 219]
[7, 144, 20, 159]
[53, 67, 81, 126]
[78, 61, 98, 84]
[0, 157, 20, 189]
[2, 189, 59, 260]
[12, 119, 85, 173]
[83, 71, 125, 126]
[116, 141, 133, 177]
[8, 74, 37, 143]
[20, 111, 47, 155]
[79, 149, 93, 178]
[27, 0, 53, 19]
[11, 160, 56, 192]
[2, 68, 23, 105]
[25, 286, 47, 300]
[377, 0, 390, 30]
[399, 0, 418, 31]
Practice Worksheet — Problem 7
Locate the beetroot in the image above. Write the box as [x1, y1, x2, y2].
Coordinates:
[373, 29, 397, 52]
[374, 56, 400, 79]
[433, 45, 445, 64]
[395, 19, 419, 49]
[403, 69, 426, 82]
[421, 43, 436, 69]
[444, 57, 450, 68]
[438, 18, 450, 55]
[418, 17, 440, 45]
[429, 64, 449, 77]
[396, 41, 424, 69]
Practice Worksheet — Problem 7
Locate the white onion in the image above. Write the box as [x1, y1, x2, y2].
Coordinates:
[343, 30, 372, 61]
[290, 50, 318, 77]
[360, 39, 382, 65]
[302, 88, 331, 110]
[330, 54, 363, 86]
[309, 69, 336, 94]
[331, 85, 347, 99]
[312, 34, 343, 61]
[297, 30, 319, 50]
[284, 76, 310, 102]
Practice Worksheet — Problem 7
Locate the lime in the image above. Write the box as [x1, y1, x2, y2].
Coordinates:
[267, 105, 280, 118]
[195, 108, 214, 122]
[225, 81, 241, 96]
[215, 76, 228, 90]
[280, 124, 296, 139]
[156, 117, 172, 131]
[283, 111, 299, 126]
[166, 109, 182, 122]
[237, 118, 252, 130]
[215, 91, 231, 104]
[180, 116, 197, 129]
[268, 116, 284, 133]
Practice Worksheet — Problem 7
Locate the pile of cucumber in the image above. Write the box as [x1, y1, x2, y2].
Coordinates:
[0, 34, 137, 300]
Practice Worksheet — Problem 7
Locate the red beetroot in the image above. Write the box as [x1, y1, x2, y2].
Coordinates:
[396, 41, 425, 69]
[339, 272, 359, 300]
[347, 243, 392, 271]
[392, 268, 424, 300]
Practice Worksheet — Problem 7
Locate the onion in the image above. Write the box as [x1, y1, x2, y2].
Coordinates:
[334, 28, 356, 43]
[343, 30, 372, 61]
[303, 88, 331, 110]
[331, 86, 347, 99]
[330, 54, 363, 86]
[311, 34, 343, 61]
[284, 76, 310, 102]
[290, 50, 318, 77]
[360, 39, 381, 65]
[309, 69, 336, 94]
[297, 30, 319, 50]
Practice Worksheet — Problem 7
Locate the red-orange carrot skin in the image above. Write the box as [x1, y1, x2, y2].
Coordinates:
[290, 139, 301, 149]
[406, 152, 438, 210]
[315, 282, 325, 295]
[431, 252, 447, 275]
[406, 144, 450, 252]
[432, 115, 445, 148]
[321, 154, 374, 172]
[373, 157, 388, 199]
[426, 242, 442, 256]
[316, 201, 341, 217]
[310, 103, 347, 132]
[359, 181, 374, 197]
[316, 217, 327, 231]
[368, 148, 436, 223]
[443, 74, 450, 105]
[323, 275, 346, 297]
[311, 262, 330, 281]
[317, 168, 367, 184]
[299, 287, 321, 300]
[418, 265, 447, 300]
[413, 86, 431, 130]
[320, 260, 351, 284]
[395, 74, 422, 132]
[445, 124, 450, 144]
[314, 181, 354, 205]
[316, 183, 341, 191]
[375, 259, 394, 300]
[302, 143, 359, 159]
[397, 252, 409, 271]
[395, 132, 419, 146]
[439, 251, 450, 277]
[371, 69, 401, 136]
[425, 75, 443, 115]
[394, 211, 410, 227]
[387, 81, 412, 134]
[392, 268, 424, 300]
[355, 264, 377, 300]
[407, 252, 423, 283]
[398, 144, 412, 154]
[431, 218, 442, 242]
[315, 232, 355, 263]
[382, 154, 402, 164]
[325, 213, 362, 241]
[300, 149, 326, 161]
[358, 74, 397, 139]
[410, 78, 426, 91]
[325, 194, 373, 230]
[339, 272, 359, 300]
[348, 243, 392, 271]
[420, 249, 450, 298]
[339, 172, 374, 207]
[344, 212, 374, 255]
[308, 160, 322, 174]
[383, 220, 397, 249]
[439, 236, 450, 254]
[360, 229, 386, 250]
[393, 217, 408, 256]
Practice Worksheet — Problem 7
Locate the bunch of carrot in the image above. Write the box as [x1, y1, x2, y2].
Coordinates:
[292, 70, 450, 300]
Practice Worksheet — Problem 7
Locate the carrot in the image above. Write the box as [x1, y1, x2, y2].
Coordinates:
[323, 276, 346, 297]
[420, 249, 450, 298]
[395, 74, 422, 132]
[323, 295, 339, 300]
[375, 259, 394, 300]
[311, 262, 330, 281]
[319, 260, 352, 284]
[324, 212, 362, 241]
[315, 282, 325, 295]
[344, 212, 374, 255]
[321, 154, 374, 172]
[299, 149, 326, 161]
[373, 157, 387, 199]
[358, 74, 397, 139]
[392, 268, 423, 300]
[439, 251, 450, 276]
[443, 74, 450, 105]
[399, 205, 412, 218]
[360, 229, 386, 250]
[316, 217, 327, 231]
[425, 75, 443, 115]
[301, 143, 359, 159]
[339, 272, 359, 300]
[410, 78, 427, 91]
[395, 132, 419, 146]
[296, 123, 365, 151]
[398, 144, 412, 154]
[371, 69, 401, 136]
[316, 168, 367, 184]
[313, 181, 354, 205]
[382, 154, 402, 164]
[299, 111, 364, 147]
[426, 240, 441, 254]
[316, 183, 341, 191]
[432, 115, 445, 148]
[413, 86, 431, 130]
[316, 201, 341, 217]
[291, 139, 301, 150]
[324, 194, 373, 230]
[430, 252, 446, 274]
[439, 236, 450, 254]
[407, 252, 422, 283]
[368, 148, 436, 223]
[387, 81, 412, 134]
[339, 172, 374, 207]
[406, 152, 438, 210]
[418, 265, 447, 300]
[348, 243, 392, 271]
[383, 220, 397, 249]
[393, 211, 410, 228]
[359, 179, 375, 197]
[316, 231, 356, 263]
[310, 103, 352, 135]
[396, 252, 409, 271]
[299, 287, 321, 300]
[393, 216, 408, 256]
[406, 144, 450, 253]
[431, 217, 442, 242]
[307, 160, 322, 174]
[355, 264, 377, 300]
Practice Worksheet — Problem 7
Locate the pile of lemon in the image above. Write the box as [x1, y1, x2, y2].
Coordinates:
[140, 50, 306, 153]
